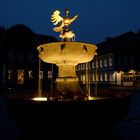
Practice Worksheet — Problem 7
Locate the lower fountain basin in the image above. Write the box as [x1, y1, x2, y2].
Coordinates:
[5, 92, 131, 125]
[4, 91, 132, 139]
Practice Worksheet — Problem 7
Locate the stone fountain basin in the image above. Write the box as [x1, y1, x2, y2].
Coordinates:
[37, 42, 97, 65]
[4, 91, 131, 130]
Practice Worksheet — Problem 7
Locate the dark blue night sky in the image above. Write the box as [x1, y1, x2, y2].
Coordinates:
[0, 0, 140, 44]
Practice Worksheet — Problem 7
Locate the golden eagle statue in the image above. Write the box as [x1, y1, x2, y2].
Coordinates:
[51, 9, 78, 32]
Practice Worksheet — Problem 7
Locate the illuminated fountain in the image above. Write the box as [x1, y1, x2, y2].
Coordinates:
[37, 9, 97, 100]
[5, 9, 132, 139]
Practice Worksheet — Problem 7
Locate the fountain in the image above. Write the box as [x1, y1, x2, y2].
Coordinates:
[37, 9, 97, 100]
[4, 9, 132, 139]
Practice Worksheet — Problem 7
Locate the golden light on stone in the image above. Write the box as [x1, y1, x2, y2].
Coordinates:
[87, 96, 106, 100]
[50, 9, 78, 40]
[64, 18, 70, 26]
[59, 30, 75, 39]
[37, 9, 97, 99]
[32, 97, 47, 101]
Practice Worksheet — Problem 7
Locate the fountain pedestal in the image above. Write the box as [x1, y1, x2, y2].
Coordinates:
[56, 65, 80, 96]
[37, 42, 97, 98]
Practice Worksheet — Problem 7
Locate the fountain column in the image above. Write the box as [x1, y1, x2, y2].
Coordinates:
[56, 65, 80, 96]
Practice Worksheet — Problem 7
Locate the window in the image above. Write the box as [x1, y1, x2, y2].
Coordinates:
[29, 70, 33, 79]
[105, 73, 108, 81]
[96, 74, 99, 81]
[80, 64, 83, 70]
[100, 73, 103, 81]
[8, 69, 13, 80]
[96, 60, 98, 68]
[92, 61, 94, 69]
[92, 74, 95, 81]
[17, 69, 24, 84]
[104, 59, 108, 67]
[99, 60, 103, 68]
[109, 73, 115, 81]
[83, 64, 86, 70]
[109, 57, 113, 66]
[82, 74, 86, 84]
[100, 60, 103, 68]
[78, 65, 81, 71]
[80, 75, 83, 81]
[88, 63, 91, 70]
[18, 53, 24, 62]
[8, 52, 14, 62]
[48, 71, 52, 79]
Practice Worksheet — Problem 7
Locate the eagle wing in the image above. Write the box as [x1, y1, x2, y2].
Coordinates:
[51, 10, 63, 25]
[70, 15, 78, 24]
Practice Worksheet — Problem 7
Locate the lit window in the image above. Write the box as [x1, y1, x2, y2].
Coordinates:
[105, 73, 108, 81]
[78, 65, 81, 71]
[83, 74, 86, 84]
[96, 74, 99, 81]
[80, 64, 83, 70]
[80, 75, 83, 81]
[104, 59, 108, 67]
[88, 63, 91, 70]
[92, 74, 95, 81]
[83, 64, 86, 70]
[8, 69, 13, 80]
[109, 73, 115, 81]
[100, 73, 103, 81]
[89, 73, 91, 82]
[109, 57, 113, 66]
[48, 71, 52, 79]
[96, 60, 98, 68]
[100, 60, 103, 68]
[92, 61, 94, 69]
[17, 69, 24, 84]
[29, 70, 33, 79]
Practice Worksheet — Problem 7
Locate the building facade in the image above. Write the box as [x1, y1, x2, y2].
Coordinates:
[0, 24, 58, 91]
[76, 31, 140, 87]
[1, 25, 140, 92]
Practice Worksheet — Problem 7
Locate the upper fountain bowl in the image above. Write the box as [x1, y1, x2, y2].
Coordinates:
[37, 42, 97, 66]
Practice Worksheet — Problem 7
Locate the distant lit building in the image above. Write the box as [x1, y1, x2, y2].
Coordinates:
[76, 31, 140, 87]
[0, 24, 58, 90]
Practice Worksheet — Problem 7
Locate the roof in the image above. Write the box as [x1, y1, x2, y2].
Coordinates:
[1, 24, 58, 52]
[96, 31, 140, 55]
